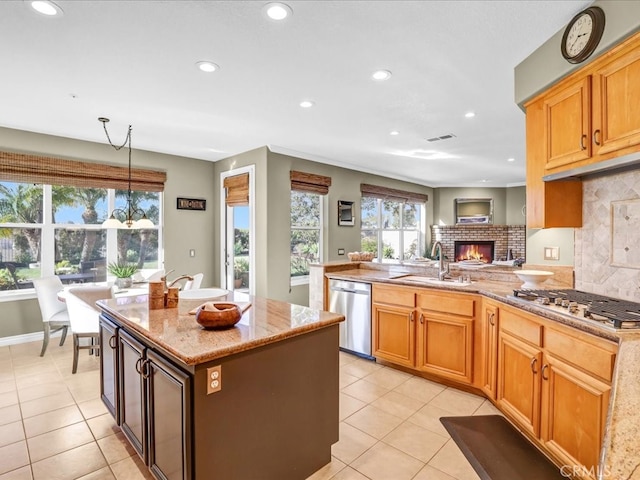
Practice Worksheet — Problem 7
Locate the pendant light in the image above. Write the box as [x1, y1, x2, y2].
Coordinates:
[99, 117, 154, 229]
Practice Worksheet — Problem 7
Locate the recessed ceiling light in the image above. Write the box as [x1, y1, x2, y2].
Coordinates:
[196, 61, 219, 73]
[465, 112, 476, 118]
[507, 157, 515, 162]
[29, 0, 63, 16]
[372, 70, 392, 81]
[390, 130, 399, 136]
[299, 100, 315, 108]
[264, 2, 292, 20]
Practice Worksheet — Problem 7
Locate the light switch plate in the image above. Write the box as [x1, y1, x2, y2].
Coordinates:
[544, 246, 559, 261]
[206, 365, 222, 394]
[338, 248, 345, 255]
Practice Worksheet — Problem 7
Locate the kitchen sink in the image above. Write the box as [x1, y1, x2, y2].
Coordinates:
[394, 275, 472, 287]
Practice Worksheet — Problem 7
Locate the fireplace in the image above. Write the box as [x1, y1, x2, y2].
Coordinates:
[454, 241, 494, 263]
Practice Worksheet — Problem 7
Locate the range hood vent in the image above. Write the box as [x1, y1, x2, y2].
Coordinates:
[543, 152, 640, 181]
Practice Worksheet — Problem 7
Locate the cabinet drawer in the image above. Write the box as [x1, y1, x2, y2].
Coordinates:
[500, 308, 543, 347]
[373, 284, 415, 307]
[417, 291, 475, 317]
[544, 328, 616, 382]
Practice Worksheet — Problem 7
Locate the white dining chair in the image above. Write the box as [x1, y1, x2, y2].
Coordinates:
[65, 285, 114, 373]
[145, 269, 165, 282]
[184, 273, 204, 290]
[33, 276, 70, 357]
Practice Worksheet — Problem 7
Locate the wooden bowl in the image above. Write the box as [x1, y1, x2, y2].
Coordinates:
[195, 302, 242, 329]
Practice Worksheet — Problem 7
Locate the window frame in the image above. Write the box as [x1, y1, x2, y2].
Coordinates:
[290, 190, 324, 286]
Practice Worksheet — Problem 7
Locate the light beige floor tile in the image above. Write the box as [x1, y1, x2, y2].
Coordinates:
[344, 405, 404, 439]
[382, 421, 448, 462]
[68, 384, 101, 404]
[473, 399, 503, 416]
[393, 375, 446, 403]
[13, 368, 62, 389]
[0, 441, 29, 476]
[27, 421, 94, 463]
[372, 390, 425, 420]
[339, 393, 367, 421]
[22, 405, 84, 438]
[76, 466, 115, 480]
[19, 391, 75, 418]
[427, 440, 481, 480]
[339, 372, 359, 389]
[109, 454, 154, 480]
[305, 456, 346, 480]
[0, 405, 21, 427]
[428, 388, 484, 416]
[17, 381, 69, 403]
[97, 432, 137, 464]
[362, 367, 411, 390]
[62, 370, 100, 390]
[341, 379, 390, 404]
[351, 442, 424, 480]
[329, 466, 370, 480]
[31, 442, 107, 480]
[0, 465, 32, 480]
[0, 381, 15, 395]
[340, 359, 382, 379]
[0, 369, 14, 384]
[413, 464, 458, 480]
[331, 422, 377, 464]
[339, 352, 358, 366]
[87, 413, 120, 440]
[0, 392, 18, 410]
[407, 403, 455, 436]
[78, 398, 109, 420]
[0, 422, 25, 448]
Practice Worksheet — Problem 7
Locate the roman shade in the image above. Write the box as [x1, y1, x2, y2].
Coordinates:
[290, 170, 332, 195]
[360, 183, 428, 203]
[0, 151, 166, 192]
[224, 173, 249, 206]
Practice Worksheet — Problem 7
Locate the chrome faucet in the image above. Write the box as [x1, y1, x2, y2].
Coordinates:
[431, 241, 449, 281]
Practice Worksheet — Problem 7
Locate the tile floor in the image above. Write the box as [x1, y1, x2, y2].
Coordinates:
[0, 339, 497, 480]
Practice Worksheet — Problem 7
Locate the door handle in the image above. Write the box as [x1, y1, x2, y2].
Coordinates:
[530, 357, 538, 374]
[108, 335, 117, 349]
[580, 134, 587, 150]
[593, 129, 601, 146]
[419, 313, 424, 324]
[409, 311, 414, 322]
[541, 364, 549, 381]
[488, 312, 495, 326]
[135, 357, 144, 375]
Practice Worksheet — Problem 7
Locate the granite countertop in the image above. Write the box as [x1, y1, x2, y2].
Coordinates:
[97, 291, 344, 367]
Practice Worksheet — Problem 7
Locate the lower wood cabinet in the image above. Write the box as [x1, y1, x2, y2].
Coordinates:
[479, 300, 499, 399]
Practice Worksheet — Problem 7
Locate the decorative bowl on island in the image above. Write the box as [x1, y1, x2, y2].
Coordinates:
[195, 302, 242, 329]
[514, 270, 554, 289]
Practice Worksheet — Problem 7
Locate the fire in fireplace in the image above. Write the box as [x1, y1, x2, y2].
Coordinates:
[454, 241, 494, 263]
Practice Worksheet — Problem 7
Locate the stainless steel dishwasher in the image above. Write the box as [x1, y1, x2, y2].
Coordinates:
[328, 279, 373, 359]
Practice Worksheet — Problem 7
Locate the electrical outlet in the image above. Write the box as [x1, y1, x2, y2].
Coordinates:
[189, 249, 196, 257]
[206, 365, 222, 394]
[338, 248, 345, 255]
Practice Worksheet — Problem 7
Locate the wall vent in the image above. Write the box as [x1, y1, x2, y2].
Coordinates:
[426, 133, 456, 142]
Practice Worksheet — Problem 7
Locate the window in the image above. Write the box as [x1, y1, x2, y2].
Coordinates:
[290, 191, 322, 283]
[0, 180, 162, 293]
[361, 197, 422, 261]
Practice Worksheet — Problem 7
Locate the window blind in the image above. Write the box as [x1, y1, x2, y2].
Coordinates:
[0, 151, 166, 192]
[290, 170, 332, 195]
[360, 183, 428, 203]
[223, 173, 250, 206]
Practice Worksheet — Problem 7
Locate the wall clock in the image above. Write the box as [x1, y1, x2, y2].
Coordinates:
[561, 6, 605, 64]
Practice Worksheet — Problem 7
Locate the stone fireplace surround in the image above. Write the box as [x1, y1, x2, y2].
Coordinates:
[431, 224, 526, 262]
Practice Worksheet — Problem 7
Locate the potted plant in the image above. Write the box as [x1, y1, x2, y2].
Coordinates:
[233, 258, 249, 288]
[108, 262, 138, 289]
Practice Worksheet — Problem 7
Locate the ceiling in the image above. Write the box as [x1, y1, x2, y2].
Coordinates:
[0, 0, 592, 188]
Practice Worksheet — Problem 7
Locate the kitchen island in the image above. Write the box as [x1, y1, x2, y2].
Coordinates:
[96, 291, 343, 480]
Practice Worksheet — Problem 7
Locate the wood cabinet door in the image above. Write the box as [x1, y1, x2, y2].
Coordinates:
[544, 76, 592, 171]
[118, 330, 147, 462]
[540, 353, 611, 476]
[593, 44, 640, 157]
[497, 331, 542, 438]
[99, 315, 119, 423]
[372, 303, 415, 367]
[416, 311, 473, 384]
[480, 303, 498, 399]
[146, 350, 191, 480]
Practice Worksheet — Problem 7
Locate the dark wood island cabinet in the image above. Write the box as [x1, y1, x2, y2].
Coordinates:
[97, 292, 343, 480]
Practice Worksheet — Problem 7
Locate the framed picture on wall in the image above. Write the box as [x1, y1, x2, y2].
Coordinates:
[338, 200, 355, 226]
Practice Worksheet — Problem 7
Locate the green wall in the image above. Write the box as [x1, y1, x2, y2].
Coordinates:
[432, 186, 525, 226]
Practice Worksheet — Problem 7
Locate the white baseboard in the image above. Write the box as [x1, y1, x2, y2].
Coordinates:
[0, 330, 61, 347]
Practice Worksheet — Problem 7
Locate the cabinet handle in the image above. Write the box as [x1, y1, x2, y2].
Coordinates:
[135, 357, 144, 375]
[108, 335, 117, 349]
[541, 364, 549, 381]
[580, 134, 587, 150]
[488, 312, 495, 326]
[593, 129, 601, 146]
[530, 357, 538, 374]
[141, 359, 151, 379]
[419, 313, 424, 324]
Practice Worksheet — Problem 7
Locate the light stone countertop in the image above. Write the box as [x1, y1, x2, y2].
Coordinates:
[322, 264, 640, 480]
[96, 291, 344, 367]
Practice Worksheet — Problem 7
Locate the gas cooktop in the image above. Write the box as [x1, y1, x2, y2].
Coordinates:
[510, 289, 640, 330]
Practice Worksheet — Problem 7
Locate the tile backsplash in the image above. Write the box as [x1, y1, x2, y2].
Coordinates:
[576, 168, 640, 301]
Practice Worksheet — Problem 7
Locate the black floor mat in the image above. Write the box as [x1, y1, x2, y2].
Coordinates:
[440, 415, 565, 480]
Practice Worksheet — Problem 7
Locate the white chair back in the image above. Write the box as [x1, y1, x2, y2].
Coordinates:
[33, 276, 67, 323]
[184, 273, 204, 290]
[145, 269, 165, 282]
[66, 286, 114, 335]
